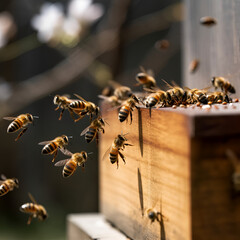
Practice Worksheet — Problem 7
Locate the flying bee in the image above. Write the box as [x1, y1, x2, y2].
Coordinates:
[0, 174, 19, 197]
[103, 133, 133, 168]
[53, 95, 77, 121]
[135, 66, 157, 89]
[189, 59, 199, 73]
[38, 135, 71, 162]
[107, 80, 132, 100]
[80, 117, 105, 144]
[118, 95, 139, 124]
[69, 94, 100, 122]
[211, 77, 236, 94]
[226, 149, 240, 193]
[98, 95, 122, 107]
[3, 113, 38, 141]
[20, 193, 48, 225]
[55, 150, 89, 178]
[200, 16, 217, 26]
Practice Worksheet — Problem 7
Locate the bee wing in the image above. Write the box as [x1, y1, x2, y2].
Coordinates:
[108, 80, 122, 89]
[161, 79, 173, 89]
[38, 140, 52, 145]
[0, 180, 5, 185]
[80, 125, 90, 136]
[102, 146, 111, 161]
[139, 66, 147, 74]
[54, 159, 70, 167]
[28, 193, 37, 204]
[0, 174, 7, 180]
[74, 94, 87, 102]
[59, 148, 72, 156]
[3, 117, 17, 121]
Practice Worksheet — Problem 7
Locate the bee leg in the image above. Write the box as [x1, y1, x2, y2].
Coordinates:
[74, 111, 87, 122]
[54, 105, 60, 111]
[52, 151, 58, 162]
[15, 128, 28, 141]
[58, 109, 65, 120]
[224, 94, 230, 103]
[130, 110, 133, 124]
[116, 159, 119, 169]
[119, 151, 126, 164]
[81, 163, 85, 171]
[124, 143, 133, 146]
[96, 132, 99, 145]
[68, 108, 76, 121]
[27, 215, 33, 225]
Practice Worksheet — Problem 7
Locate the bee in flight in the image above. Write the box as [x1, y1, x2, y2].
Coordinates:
[69, 94, 100, 122]
[3, 113, 38, 141]
[103, 133, 133, 169]
[38, 135, 71, 162]
[200, 16, 217, 26]
[53, 95, 78, 121]
[211, 77, 236, 95]
[0, 174, 19, 197]
[135, 66, 157, 89]
[81, 117, 105, 144]
[20, 193, 48, 225]
[55, 150, 89, 178]
[118, 94, 139, 124]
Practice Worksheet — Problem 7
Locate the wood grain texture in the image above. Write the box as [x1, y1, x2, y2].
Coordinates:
[99, 103, 240, 240]
[183, 0, 240, 93]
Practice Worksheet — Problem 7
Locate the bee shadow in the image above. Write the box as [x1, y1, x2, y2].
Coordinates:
[137, 168, 144, 217]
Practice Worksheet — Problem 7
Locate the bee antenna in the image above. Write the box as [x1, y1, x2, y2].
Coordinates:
[67, 136, 73, 139]
[33, 116, 39, 119]
[88, 152, 93, 155]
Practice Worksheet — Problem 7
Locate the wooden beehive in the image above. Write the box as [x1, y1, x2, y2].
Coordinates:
[99, 102, 240, 240]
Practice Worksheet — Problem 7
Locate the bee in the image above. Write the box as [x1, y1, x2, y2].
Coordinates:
[207, 91, 230, 104]
[185, 88, 208, 104]
[200, 16, 217, 26]
[69, 94, 100, 122]
[80, 117, 105, 144]
[98, 95, 122, 107]
[226, 149, 240, 193]
[135, 66, 157, 89]
[53, 95, 77, 120]
[20, 193, 48, 225]
[211, 77, 236, 94]
[154, 39, 170, 50]
[3, 113, 38, 141]
[108, 80, 132, 100]
[55, 150, 88, 178]
[0, 174, 19, 197]
[147, 208, 161, 223]
[189, 59, 199, 73]
[103, 133, 133, 168]
[118, 95, 139, 124]
[144, 89, 170, 108]
[38, 135, 71, 162]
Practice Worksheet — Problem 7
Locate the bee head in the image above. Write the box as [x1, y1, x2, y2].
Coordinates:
[27, 114, 33, 122]
[211, 77, 216, 85]
[99, 118, 105, 125]
[132, 95, 139, 103]
[39, 210, 48, 221]
[95, 106, 100, 116]
[81, 151, 87, 160]
[14, 178, 19, 188]
[62, 135, 69, 144]
[118, 134, 126, 142]
[53, 95, 60, 104]
[148, 210, 155, 220]
[136, 73, 146, 81]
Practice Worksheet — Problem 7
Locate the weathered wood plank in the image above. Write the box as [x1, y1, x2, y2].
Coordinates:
[67, 213, 129, 240]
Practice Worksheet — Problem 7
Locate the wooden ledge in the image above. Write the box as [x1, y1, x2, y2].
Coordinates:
[67, 213, 129, 240]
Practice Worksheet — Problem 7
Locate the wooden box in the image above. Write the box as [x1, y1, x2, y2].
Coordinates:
[99, 103, 240, 240]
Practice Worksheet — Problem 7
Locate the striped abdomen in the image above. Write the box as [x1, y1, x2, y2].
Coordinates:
[0, 183, 10, 196]
[20, 203, 38, 214]
[70, 100, 86, 109]
[7, 119, 23, 133]
[226, 84, 236, 94]
[118, 106, 130, 122]
[109, 147, 119, 164]
[42, 142, 58, 155]
[63, 160, 77, 178]
[146, 94, 160, 108]
[85, 127, 97, 143]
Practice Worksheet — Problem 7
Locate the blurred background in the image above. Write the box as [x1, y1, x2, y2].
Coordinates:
[0, 0, 182, 239]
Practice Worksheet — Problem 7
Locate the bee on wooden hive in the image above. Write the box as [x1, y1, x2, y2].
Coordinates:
[144, 88, 170, 108]
[3, 113, 38, 141]
[207, 91, 230, 104]
[226, 149, 240, 194]
[55, 150, 89, 178]
[211, 77, 236, 95]
[81, 117, 105, 144]
[0, 174, 19, 197]
[189, 59, 199, 73]
[106, 80, 132, 100]
[38, 135, 71, 162]
[185, 87, 208, 104]
[135, 66, 157, 89]
[53, 95, 77, 120]
[103, 133, 133, 169]
[69, 94, 100, 122]
[98, 95, 122, 107]
[147, 208, 161, 223]
[118, 94, 139, 124]
[200, 16, 217, 26]
[20, 193, 48, 225]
